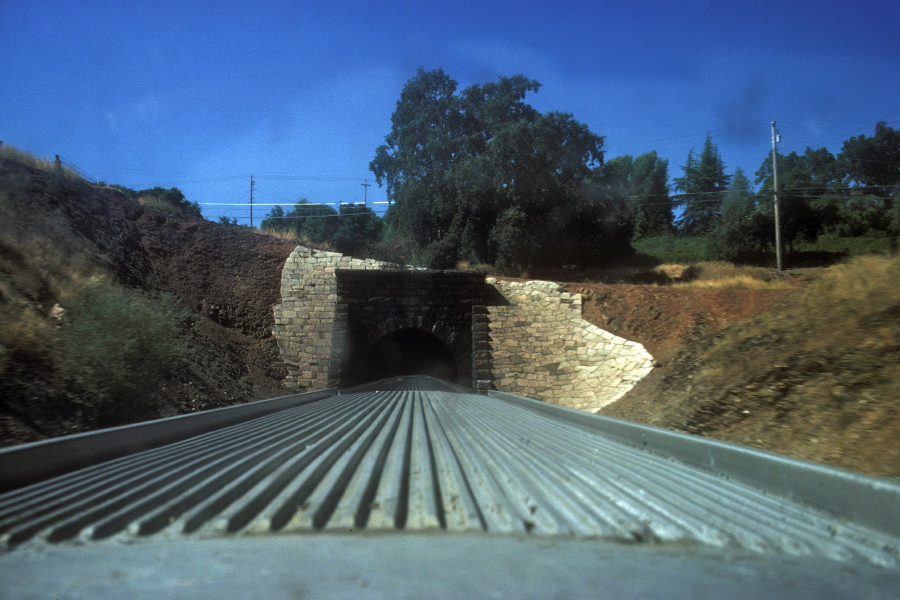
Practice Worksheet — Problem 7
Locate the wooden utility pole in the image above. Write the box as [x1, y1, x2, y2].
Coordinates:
[771, 120, 783, 272]
[361, 178, 371, 205]
[250, 175, 255, 228]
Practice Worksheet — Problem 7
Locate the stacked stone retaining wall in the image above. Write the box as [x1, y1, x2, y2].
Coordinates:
[273, 247, 402, 390]
[486, 278, 655, 411]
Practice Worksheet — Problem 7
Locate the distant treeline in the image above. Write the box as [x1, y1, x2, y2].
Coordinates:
[257, 201, 382, 257]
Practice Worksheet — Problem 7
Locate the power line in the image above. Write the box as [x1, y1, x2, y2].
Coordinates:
[56, 157, 99, 182]
[215, 211, 385, 221]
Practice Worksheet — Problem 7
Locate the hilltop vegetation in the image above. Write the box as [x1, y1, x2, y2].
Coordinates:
[251, 70, 898, 277]
[344, 69, 900, 275]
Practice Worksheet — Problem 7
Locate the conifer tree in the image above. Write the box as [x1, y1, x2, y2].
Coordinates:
[674, 135, 730, 235]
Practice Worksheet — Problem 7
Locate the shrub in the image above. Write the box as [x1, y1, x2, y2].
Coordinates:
[793, 233, 894, 256]
[633, 235, 711, 264]
[52, 276, 189, 424]
[136, 190, 201, 218]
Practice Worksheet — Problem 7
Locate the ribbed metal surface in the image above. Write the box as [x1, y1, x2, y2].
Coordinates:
[0, 377, 897, 570]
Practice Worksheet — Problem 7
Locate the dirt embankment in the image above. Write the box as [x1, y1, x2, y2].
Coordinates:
[564, 276, 899, 478]
[568, 283, 794, 362]
[0, 156, 297, 444]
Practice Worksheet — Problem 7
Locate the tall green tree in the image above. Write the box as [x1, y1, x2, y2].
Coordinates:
[579, 155, 641, 259]
[261, 200, 339, 244]
[708, 167, 768, 260]
[838, 121, 900, 235]
[332, 203, 383, 256]
[592, 154, 632, 212]
[839, 121, 900, 197]
[486, 110, 606, 269]
[630, 151, 672, 239]
[371, 68, 609, 273]
[261, 201, 383, 254]
[755, 149, 829, 251]
[259, 205, 286, 231]
[371, 69, 463, 254]
[673, 136, 730, 235]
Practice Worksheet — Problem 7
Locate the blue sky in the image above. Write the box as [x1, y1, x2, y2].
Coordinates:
[2, 0, 898, 224]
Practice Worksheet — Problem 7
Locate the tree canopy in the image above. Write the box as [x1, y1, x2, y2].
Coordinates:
[688, 122, 900, 263]
[370, 73, 898, 271]
[840, 121, 900, 196]
[371, 68, 617, 272]
[673, 135, 730, 236]
[592, 151, 672, 241]
[260, 200, 382, 256]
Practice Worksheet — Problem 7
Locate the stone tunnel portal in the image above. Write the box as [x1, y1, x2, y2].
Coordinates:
[333, 269, 487, 389]
[274, 248, 655, 402]
[353, 328, 460, 385]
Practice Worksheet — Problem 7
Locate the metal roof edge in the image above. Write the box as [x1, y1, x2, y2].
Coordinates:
[4, 533, 898, 599]
[487, 389, 900, 538]
[0, 388, 338, 493]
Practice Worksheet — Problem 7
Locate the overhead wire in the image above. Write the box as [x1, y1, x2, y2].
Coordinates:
[57, 117, 894, 226]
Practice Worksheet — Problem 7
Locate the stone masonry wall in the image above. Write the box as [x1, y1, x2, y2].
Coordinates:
[273, 247, 400, 390]
[486, 278, 655, 412]
[273, 246, 655, 411]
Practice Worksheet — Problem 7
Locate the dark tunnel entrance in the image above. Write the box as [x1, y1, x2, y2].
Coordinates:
[357, 328, 460, 385]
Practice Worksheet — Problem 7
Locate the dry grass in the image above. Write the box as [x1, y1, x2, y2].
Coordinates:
[805, 254, 899, 310]
[455, 261, 496, 274]
[663, 261, 791, 289]
[0, 144, 80, 180]
[257, 227, 336, 252]
[722, 255, 899, 351]
[674, 254, 900, 475]
[653, 263, 692, 280]
[574, 261, 793, 287]
[259, 227, 296, 243]
[137, 195, 181, 215]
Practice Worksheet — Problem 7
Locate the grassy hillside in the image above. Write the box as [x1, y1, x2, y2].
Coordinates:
[0, 146, 296, 444]
[635, 233, 896, 267]
[0, 148, 188, 426]
[602, 254, 900, 477]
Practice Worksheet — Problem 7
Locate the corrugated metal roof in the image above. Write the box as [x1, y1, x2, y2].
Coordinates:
[1, 376, 897, 573]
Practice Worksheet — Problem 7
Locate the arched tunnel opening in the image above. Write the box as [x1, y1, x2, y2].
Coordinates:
[354, 328, 460, 385]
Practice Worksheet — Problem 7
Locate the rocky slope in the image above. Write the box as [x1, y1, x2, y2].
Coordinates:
[0, 154, 296, 444]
